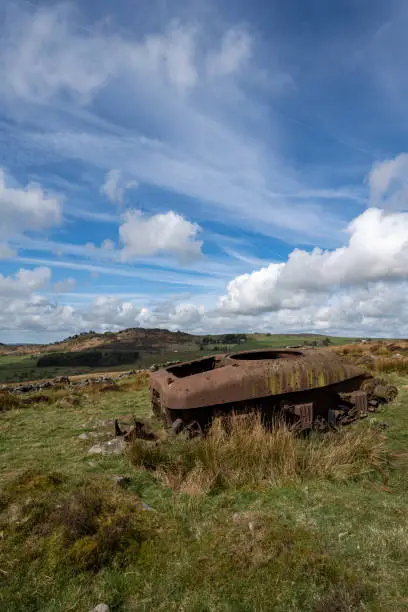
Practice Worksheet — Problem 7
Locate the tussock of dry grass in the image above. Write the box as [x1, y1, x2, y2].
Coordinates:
[375, 356, 408, 374]
[119, 371, 150, 392]
[337, 340, 408, 357]
[335, 340, 408, 375]
[0, 390, 22, 411]
[130, 413, 389, 494]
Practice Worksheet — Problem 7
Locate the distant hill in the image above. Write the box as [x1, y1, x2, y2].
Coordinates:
[0, 330, 362, 384]
[0, 328, 200, 356]
[0, 328, 363, 358]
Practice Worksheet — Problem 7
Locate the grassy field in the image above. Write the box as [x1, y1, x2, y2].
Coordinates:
[0, 334, 359, 384]
[2, 365, 408, 611]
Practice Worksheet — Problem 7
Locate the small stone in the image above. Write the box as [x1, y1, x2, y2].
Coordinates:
[80, 431, 100, 439]
[90, 605, 110, 612]
[88, 444, 103, 455]
[88, 438, 127, 455]
[141, 500, 156, 512]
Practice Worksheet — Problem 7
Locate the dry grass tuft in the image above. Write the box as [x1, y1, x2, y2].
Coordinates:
[130, 413, 389, 494]
[0, 390, 22, 411]
[375, 356, 408, 375]
[54, 390, 83, 409]
[334, 340, 408, 376]
[119, 371, 150, 392]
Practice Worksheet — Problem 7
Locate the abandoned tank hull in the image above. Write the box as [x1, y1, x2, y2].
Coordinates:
[149, 349, 397, 433]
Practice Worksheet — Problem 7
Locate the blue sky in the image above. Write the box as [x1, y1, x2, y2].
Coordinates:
[1, 0, 408, 343]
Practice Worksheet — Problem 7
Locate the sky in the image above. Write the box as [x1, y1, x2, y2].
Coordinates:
[1, 0, 408, 343]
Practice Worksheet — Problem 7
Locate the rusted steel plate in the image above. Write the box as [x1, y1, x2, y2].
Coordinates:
[350, 390, 369, 417]
[293, 402, 314, 428]
[150, 349, 368, 411]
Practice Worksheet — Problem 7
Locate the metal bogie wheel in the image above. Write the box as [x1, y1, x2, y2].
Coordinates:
[171, 418, 203, 438]
[171, 418, 185, 435]
[184, 420, 203, 438]
[313, 415, 330, 432]
[328, 408, 346, 429]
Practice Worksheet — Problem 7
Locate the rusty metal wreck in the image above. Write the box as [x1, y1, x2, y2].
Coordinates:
[149, 348, 397, 434]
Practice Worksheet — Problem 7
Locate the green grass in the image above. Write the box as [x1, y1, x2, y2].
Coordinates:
[2, 373, 408, 610]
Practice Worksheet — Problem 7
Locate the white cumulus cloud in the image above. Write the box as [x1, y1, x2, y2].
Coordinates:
[119, 209, 202, 262]
[0, 169, 62, 236]
[0, 169, 62, 255]
[368, 153, 408, 211]
[219, 207, 408, 314]
[0, 267, 51, 297]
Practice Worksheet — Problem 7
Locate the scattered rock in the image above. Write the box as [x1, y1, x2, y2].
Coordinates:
[149, 360, 181, 372]
[2, 369, 147, 395]
[90, 604, 109, 612]
[88, 438, 127, 455]
[78, 431, 100, 440]
[54, 376, 70, 384]
[93, 419, 113, 428]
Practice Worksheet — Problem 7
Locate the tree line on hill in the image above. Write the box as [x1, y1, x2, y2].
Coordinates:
[37, 349, 139, 368]
[200, 334, 247, 347]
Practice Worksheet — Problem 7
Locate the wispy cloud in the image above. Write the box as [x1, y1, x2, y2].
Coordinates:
[0, 1, 349, 248]
[66, 206, 119, 224]
[14, 256, 226, 288]
[100, 169, 138, 206]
